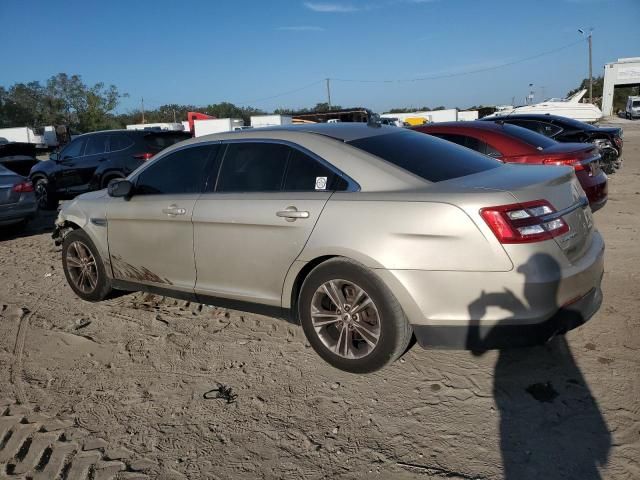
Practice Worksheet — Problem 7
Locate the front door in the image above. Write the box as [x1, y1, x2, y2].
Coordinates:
[193, 141, 348, 306]
[106, 144, 217, 292]
[68, 134, 109, 194]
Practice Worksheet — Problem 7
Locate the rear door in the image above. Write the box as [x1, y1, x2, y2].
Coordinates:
[106, 144, 217, 292]
[192, 141, 347, 306]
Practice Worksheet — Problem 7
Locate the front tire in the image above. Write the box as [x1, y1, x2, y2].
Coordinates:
[62, 229, 112, 301]
[298, 258, 412, 373]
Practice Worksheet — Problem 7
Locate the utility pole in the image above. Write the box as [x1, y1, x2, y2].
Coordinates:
[578, 28, 593, 104]
[588, 31, 593, 103]
[326, 78, 332, 110]
[141, 97, 145, 124]
[173, 108, 177, 123]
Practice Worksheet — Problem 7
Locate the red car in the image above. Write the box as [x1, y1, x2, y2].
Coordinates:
[412, 121, 607, 211]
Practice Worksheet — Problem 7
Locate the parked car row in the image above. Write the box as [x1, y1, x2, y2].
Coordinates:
[479, 114, 623, 174]
[54, 123, 604, 373]
[412, 120, 608, 211]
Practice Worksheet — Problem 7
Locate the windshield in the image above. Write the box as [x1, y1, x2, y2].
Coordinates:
[498, 123, 557, 149]
[633, 101, 640, 108]
[348, 130, 501, 182]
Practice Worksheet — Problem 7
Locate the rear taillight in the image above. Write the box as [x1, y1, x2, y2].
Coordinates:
[133, 152, 154, 161]
[12, 181, 34, 193]
[614, 136, 623, 149]
[542, 156, 585, 171]
[480, 200, 569, 244]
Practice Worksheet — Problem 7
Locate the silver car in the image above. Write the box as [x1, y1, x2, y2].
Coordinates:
[54, 124, 604, 373]
[0, 164, 37, 229]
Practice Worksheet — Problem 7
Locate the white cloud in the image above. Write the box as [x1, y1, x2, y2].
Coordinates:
[304, 2, 359, 12]
[277, 25, 326, 31]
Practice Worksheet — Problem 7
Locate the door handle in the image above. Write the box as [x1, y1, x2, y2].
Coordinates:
[276, 206, 309, 222]
[162, 204, 187, 216]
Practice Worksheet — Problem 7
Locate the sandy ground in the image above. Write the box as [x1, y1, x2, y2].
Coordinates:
[1, 121, 639, 480]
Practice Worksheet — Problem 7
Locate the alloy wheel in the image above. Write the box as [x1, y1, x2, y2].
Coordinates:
[310, 279, 381, 359]
[35, 181, 49, 209]
[66, 241, 98, 294]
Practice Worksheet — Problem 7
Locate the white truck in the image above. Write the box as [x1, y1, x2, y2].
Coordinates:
[193, 118, 244, 137]
[126, 122, 186, 131]
[625, 96, 640, 120]
[0, 126, 60, 149]
[250, 115, 292, 128]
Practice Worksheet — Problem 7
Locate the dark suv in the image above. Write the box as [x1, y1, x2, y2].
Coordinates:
[30, 129, 190, 209]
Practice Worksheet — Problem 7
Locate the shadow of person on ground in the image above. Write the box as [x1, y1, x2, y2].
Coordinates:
[467, 253, 610, 480]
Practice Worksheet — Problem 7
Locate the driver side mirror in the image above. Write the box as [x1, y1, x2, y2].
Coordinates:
[49, 152, 59, 162]
[107, 179, 133, 199]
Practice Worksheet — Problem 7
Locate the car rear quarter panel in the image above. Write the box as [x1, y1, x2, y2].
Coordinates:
[299, 195, 513, 272]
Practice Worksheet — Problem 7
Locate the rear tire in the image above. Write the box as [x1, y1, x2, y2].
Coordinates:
[33, 176, 58, 210]
[62, 229, 112, 302]
[298, 258, 412, 373]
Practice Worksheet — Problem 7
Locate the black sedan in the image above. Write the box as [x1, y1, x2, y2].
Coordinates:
[481, 114, 623, 173]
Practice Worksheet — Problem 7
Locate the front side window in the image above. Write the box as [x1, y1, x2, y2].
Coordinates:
[84, 135, 108, 156]
[135, 145, 216, 195]
[60, 138, 86, 159]
[216, 143, 289, 192]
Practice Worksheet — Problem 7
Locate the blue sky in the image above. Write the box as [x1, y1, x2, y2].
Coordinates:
[0, 0, 638, 114]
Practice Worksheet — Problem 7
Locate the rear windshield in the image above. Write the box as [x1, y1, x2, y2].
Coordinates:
[348, 130, 501, 182]
[499, 123, 556, 149]
[144, 132, 191, 152]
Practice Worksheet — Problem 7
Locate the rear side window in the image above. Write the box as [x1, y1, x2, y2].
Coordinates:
[216, 143, 289, 192]
[135, 145, 216, 195]
[84, 135, 108, 156]
[109, 134, 134, 152]
[509, 120, 562, 138]
[283, 149, 347, 191]
[499, 124, 556, 149]
[144, 133, 190, 152]
[348, 130, 501, 182]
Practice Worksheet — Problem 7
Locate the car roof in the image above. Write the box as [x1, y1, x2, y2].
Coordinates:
[196, 123, 399, 143]
[75, 129, 190, 137]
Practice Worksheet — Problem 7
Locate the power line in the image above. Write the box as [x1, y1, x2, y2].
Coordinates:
[331, 39, 584, 84]
[232, 79, 325, 105]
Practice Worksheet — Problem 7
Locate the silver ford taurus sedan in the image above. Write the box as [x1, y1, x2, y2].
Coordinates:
[53, 124, 604, 373]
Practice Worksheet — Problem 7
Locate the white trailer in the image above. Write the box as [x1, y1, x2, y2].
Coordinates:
[457, 110, 479, 121]
[250, 115, 292, 128]
[0, 127, 44, 146]
[126, 122, 185, 131]
[194, 118, 244, 137]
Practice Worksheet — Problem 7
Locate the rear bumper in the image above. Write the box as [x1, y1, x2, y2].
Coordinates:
[413, 286, 602, 350]
[377, 231, 605, 350]
[576, 170, 607, 211]
[0, 201, 37, 225]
